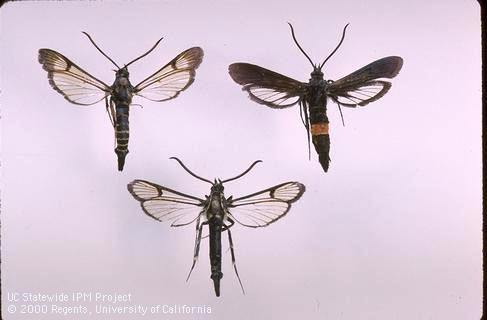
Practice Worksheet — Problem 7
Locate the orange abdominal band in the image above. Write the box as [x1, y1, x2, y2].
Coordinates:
[311, 123, 329, 135]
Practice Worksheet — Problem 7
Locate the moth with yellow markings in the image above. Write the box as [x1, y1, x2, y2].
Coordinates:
[39, 33, 203, 171]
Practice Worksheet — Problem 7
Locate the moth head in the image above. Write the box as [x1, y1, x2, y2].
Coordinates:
[311, 67, 324, 78]
[211, 179, 224, 193]
[116, 67, 130, 78]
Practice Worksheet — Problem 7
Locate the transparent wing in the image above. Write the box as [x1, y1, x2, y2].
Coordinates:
[128, 180, 205, 227]
[134, 47, 204, 102]
[227, 182, 305, 228]
[38, 49, 111, 105]
[328, 80, 392, 107]
[229, 63, 305, 108]
[326, 56, 403, 107]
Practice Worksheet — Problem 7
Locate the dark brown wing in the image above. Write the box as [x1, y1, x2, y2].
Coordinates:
[229, 63, 306, 108]
[133, 47, 203, 102]
[326, 56, 403, 107]
[38, 49, 111, 105]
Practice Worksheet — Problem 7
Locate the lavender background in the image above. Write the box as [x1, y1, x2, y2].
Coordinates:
[0, 0, 481, 319]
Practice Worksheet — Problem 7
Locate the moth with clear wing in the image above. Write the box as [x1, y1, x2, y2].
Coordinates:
[127, 157, 305, 297]
[38, 33, 203, 171]
[229, 24, 403, 173]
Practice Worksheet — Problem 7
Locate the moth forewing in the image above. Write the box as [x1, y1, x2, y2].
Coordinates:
[133, 47, 204, 101]
[38, 49, 111, 105]
[226, 181, 306, 228]
[228, 63, 305, 108]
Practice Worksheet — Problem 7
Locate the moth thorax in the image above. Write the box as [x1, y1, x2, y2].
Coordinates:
[309, 73, 326, 86]
[118, 78, 130, 86]
[210, 195, 223, 211]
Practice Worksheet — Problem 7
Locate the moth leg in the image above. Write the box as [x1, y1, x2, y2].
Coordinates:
[105, 97, 115, 127]
[186, 218, 208, 282]
[199, 213, 210, 239]
[106, 97, 117, 148]
[337, 101, 346, 126]
[226, 218, 245, 294]
[190, 214, 202, 254]
[221, 218, 235, 232]
[300, 101, 312, 160]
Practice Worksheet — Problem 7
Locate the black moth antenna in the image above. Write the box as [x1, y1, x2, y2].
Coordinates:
[125, 36, 164, 68]
[170, 157, 213, 184]
[221, 160, 262, 183]
[170, 157, 263, 184]
[82, 31, 164, 70]
[288, 22, 315, 68]
[319, 23, 349, 69]
[287, 23, 350, 70]
[82, 31, 120, 69]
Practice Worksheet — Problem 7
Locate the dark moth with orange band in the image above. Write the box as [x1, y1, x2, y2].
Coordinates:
[229, 23, 403, 172]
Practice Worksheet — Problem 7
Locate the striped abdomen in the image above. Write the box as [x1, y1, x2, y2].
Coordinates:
[114, 105, 130, 171]
[309, 105, 330, 172]
[208, 219, 223, 297]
